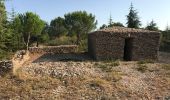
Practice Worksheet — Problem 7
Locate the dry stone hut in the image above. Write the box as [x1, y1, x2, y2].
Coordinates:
[88, 27, 161, 61]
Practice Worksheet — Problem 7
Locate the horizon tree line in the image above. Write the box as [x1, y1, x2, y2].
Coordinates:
[0, 1, 169, 60]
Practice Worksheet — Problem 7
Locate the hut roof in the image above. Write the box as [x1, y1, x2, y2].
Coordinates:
[90, 27, 160, 34]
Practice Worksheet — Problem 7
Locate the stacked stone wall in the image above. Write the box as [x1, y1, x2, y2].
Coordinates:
[29, 45, 78, 54]
[88, 27, 161, 61]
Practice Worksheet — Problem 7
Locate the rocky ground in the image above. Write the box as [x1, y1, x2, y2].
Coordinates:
[0, 52, 170, 100]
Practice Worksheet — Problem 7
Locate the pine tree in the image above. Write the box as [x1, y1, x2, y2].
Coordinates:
[0, 0, 9, 59]
[0, 1, 7, 40]
[145, 20, 159, 31]
[108, 14, 113, 27]
[126, 3, 141, 28]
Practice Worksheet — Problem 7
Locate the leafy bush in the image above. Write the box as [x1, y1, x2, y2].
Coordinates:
[78, 38, 88, 52]
[46, 36, 76, 46]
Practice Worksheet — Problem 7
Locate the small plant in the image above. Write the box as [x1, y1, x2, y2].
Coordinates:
[137, 64, 148, 73]
[98, 64, 112, 72]
[87, 78, 110, 89]
[95, 60, 120, 72]
[137, 59, 154, 64]
[105, 71, 122, 82]
[110, 60, 120, 67]
[162, 64, 170, 70]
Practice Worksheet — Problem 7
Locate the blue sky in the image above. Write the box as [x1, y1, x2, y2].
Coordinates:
[5, 0, 170, 30]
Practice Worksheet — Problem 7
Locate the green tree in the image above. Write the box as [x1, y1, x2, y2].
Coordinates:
[112, 22, 124, 27]
[145, 20, 159, 31]
[108, 14, 113, 27]
[0, 1, 8, 59]
[18, 12, 45, 50]
[64, 11, 97, 45]
[39, 23, 50, 43]
[126, 3, 141, 28]
[50, 17, 68, 38]
[11, 15, 24, 49]
[0, 1, 7, 42]
[100, 24, 107, 29]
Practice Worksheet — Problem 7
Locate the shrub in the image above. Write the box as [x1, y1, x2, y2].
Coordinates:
[137, 64, 148, 73]
[162, 64, 170, 70]
[105, 71, 122, 82]
[137, 59, 154, 64]
[46, 36, 76, 46]
[110, 60, 120, 67]
[95, 60, 120, 72]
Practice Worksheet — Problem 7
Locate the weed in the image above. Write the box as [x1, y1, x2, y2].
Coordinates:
[162, 64, 170, 70]
[137, 64, 148, 73]
[110, 60, 120, 67]
[137, 59, 155, 64]
[105, 71, 123, 82]
[96, 60, 120, 72]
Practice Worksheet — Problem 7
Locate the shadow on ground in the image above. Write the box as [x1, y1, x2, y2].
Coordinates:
[32, 53, 93, 63]
[31, 51, 170, 63]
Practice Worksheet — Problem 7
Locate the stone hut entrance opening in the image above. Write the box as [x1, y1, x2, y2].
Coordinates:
[123, 38, 134, 61]
[88, 27, 161, 61]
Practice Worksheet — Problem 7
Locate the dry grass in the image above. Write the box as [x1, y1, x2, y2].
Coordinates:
[0, 59, 170, 99]
[105, 71, 123, 82]
[162, 64, 170, 70]
[0, 74, 60, 99]
[95, 60, 120, 72]
[137, 59, 155, 64]
[136, 64, 148, 73]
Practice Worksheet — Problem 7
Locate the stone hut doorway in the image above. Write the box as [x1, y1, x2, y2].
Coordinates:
[123, 38, 134, 61]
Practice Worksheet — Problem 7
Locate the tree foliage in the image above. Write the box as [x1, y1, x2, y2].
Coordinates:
[17, 12, 45, 50]
[0, 1, 8, 59]
[50, 17, 68, 38]
[126, 3, 141, 28]
[145, 20, 159, 31]
[64, 11, 97, 45]
[0, 1, 7, 42]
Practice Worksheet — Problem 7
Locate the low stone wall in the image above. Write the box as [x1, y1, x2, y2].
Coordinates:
[29, 45, 78, 54]
[0, 60, 13, 76]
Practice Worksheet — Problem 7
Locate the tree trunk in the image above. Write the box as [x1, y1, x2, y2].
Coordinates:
[76, 33, 80, 45]
[26, 33, 30, 52]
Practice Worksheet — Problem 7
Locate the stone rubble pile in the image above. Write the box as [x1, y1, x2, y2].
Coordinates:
[0, 60, 13, 75]
[20, 62, 102, 79]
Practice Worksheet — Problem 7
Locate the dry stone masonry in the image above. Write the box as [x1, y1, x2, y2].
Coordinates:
[29, 45, 78, 54]
[88, 27, 161, 61]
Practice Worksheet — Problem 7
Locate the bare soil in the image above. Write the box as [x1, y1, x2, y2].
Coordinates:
[0, 52, 170, 100]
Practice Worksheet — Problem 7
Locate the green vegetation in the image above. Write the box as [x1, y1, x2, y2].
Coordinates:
[105, 71, 123, 82]
[126, 3, 141, 28]
[162, 64, 170, 70]
[145, 20, 159, 31]
[95, 60, 120, 72]
[100, 15, 124, 29]
[137, 59, 155, 64]
[0, 0, 169, 60]
[137, 64, 148, 73]
[160, 28, 170, 52]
